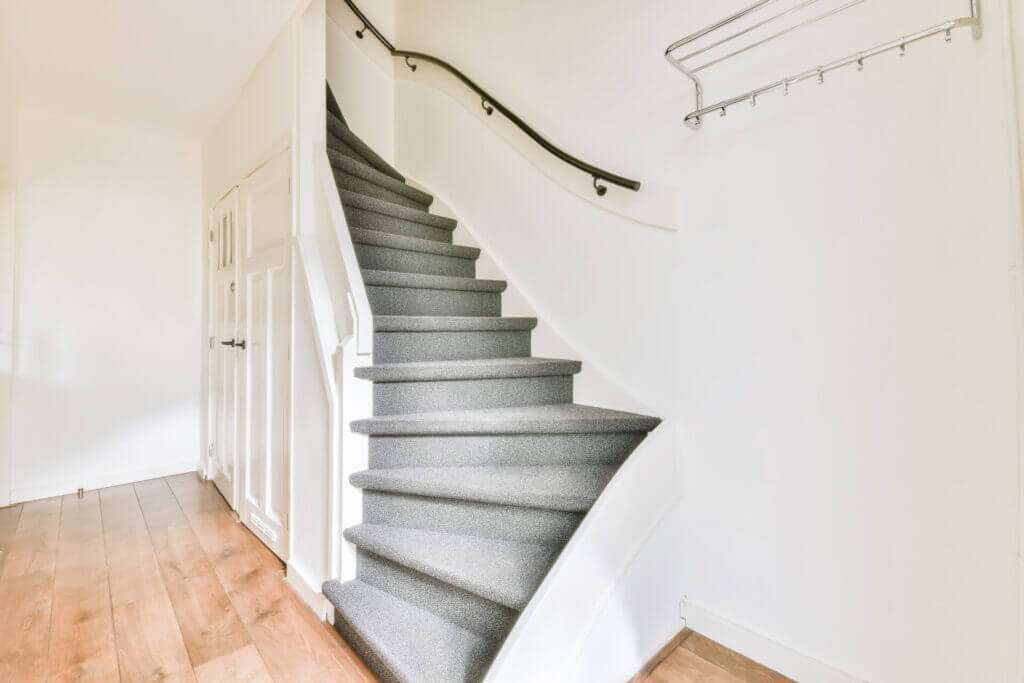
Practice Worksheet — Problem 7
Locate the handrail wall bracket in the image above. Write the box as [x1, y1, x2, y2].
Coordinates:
[666, 0, 982, 128]
[340, 0, 641, 195]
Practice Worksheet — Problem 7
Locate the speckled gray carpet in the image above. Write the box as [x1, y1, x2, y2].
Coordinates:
[321, 85, 660, 683]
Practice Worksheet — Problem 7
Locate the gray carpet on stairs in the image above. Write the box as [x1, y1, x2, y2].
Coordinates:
[320, 85, 660, 683]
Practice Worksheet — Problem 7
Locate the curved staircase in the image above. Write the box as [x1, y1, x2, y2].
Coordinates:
[321, 89, 661, 682]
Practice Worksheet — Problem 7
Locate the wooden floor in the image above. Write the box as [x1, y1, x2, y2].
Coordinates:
[0, 473, 376, 682]
[0, 474, 789, 683]
[642, 630, 792, 683]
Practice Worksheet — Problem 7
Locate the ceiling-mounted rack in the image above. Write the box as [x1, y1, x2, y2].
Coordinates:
[665, 0, 982, 129]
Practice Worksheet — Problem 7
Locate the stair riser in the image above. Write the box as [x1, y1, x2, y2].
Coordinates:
[355, 243, 476, 278]
[368, 432, 646, 468]
[364, 491, 582, 545]
[373, 376, 573, 415]
[358, 551, 516, 643]
[328, 137, 377, 173]
[366, 286, 501, 317]
[374, 331, 532, 364]
[335, 170, 430, 211]
[330, 613, 401, 683]
[328, 130, 405, 182]
[344, 206, 453, 243]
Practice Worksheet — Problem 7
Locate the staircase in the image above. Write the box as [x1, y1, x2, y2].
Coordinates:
[321, 87, 661, 683]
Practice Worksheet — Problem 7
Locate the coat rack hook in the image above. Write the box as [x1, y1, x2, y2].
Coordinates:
[750, 94, 757, 107]
[817, 69, 825, 85]
[857, 57, 865, 71]
[404, 56, 417, 72]
[356, 23, 367, 39]
[899, 43, 907, 57]
[481, 98, 494, 116]
[783, 81, 790, 96]
[945, 29, 953, 43]
[720, 106, 727, 117]
[593, 177, 608, 197]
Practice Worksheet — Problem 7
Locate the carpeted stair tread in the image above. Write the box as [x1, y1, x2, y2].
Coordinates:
[330, 149, 433, 208]
[326, 83, 345, 123]
[353, 404, 662, 436]
[327, 111, 405, 182]
[344, 524, 557, 610]
[356, 357, 582, 382]
[373, 316, 536, 333]
[351, 228, 480, 260]
[339, 189, 457, 231]
[363, 270, 507, 293]
[351, 465, 618, 512]
[326, 89, 662, 683]
[323, 579, 493, 682]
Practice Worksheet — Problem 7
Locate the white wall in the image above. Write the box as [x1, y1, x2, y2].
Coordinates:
[0, 190, 14, 507]
[326, 0, 396, 165]
[388, 0, 1024, 681]
[203, 28, 296, 208]
[8, 107, 203, 503]
[0, 0, 15, 506]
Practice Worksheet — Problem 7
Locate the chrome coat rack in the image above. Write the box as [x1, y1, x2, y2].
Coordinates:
[665, 0, 982, 128]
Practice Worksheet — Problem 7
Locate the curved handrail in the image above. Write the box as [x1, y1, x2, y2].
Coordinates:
[342, 0, 641, 196]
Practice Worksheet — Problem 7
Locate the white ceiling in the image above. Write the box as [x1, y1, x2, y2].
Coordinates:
[2, 0, 304, 136]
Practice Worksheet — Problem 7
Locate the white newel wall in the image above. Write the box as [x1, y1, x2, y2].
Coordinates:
[385, 0, 1024, 681]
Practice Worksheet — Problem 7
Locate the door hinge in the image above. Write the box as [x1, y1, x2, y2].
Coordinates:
[209, 229, 215, 243]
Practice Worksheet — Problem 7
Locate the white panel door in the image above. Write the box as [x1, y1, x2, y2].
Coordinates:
[209, 191, 240, 510]
[238, 150, 292, 560]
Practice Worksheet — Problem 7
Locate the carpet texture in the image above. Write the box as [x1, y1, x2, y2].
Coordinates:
[321, 84, 660, 682]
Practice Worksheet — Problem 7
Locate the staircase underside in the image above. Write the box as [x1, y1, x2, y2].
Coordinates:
[320, 85, 659, 683]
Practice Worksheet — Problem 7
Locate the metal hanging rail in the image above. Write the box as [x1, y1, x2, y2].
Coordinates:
[342, 0, 641, 195]
[665, 0, 982, 129]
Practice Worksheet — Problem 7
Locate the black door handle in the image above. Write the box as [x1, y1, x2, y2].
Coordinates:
[220, 339, 235, 347]
[235, 340, 247, 350]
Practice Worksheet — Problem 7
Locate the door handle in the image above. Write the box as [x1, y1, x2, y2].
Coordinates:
[220, 339, 236, 347]
[234, 340, 247, 350]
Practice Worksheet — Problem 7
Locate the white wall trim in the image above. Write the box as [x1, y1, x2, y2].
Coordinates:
[11, 459, 199, 504]
[286, 560, 331, 619]
[681, 600, 866, 683]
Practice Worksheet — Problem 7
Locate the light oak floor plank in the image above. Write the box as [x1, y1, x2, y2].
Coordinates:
[649, 647, 743, 683]
[0, 497, 62, 682]
[112, 592, 196, 683]
[165, 473, 374, 682]
[100, 485, 167, 609]
[0, 504, 23, 579]
[644, 629, 792, 683]
[193, 644, 273, 683]
[101, 485, 195, 682]
[47, 491, 121, 681]
[682, 633, 793, 682]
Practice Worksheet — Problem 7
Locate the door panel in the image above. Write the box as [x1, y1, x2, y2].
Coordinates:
[209, 193, 240, 510]
[238, 149, 292, 560]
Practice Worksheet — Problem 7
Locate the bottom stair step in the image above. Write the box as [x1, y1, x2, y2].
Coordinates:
[324, 579, 496, 683]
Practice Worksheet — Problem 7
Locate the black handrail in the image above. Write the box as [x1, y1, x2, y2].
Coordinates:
[343, 0, 641, 196]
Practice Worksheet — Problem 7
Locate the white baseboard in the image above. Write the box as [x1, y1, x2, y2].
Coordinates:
[681, 600, 865, 683]
[10, 459, 199, 504]
[287, 561, 330, 620]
